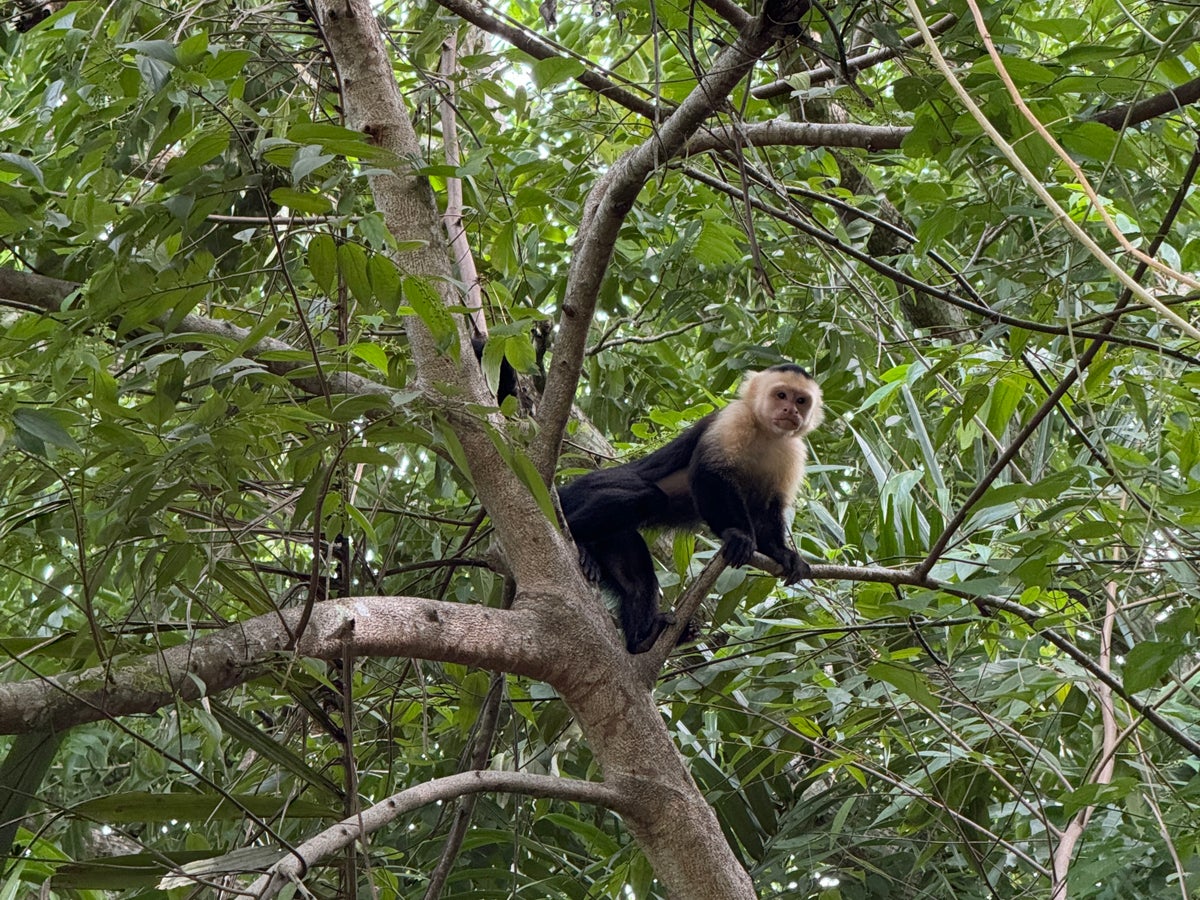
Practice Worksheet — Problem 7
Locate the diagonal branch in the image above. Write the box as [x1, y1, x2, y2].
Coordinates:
[313, 0, 579, 594]
[751, 13, 959, 99]
[1093, 75, 1200, 130]
[532, 0, 815, 477]
[432, 0, 664, 121]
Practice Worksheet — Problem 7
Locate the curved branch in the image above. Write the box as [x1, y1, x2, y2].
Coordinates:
[0, 596, 553, 735]
[247, 770, 629, 898]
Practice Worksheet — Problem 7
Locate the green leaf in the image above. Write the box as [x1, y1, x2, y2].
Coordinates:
[337, 242, 372, 306]
[207, 49, 255, 80]
[868, 661, 940, 710]
[0, 153, 44, 187]
[12, 408, 81, 453]
[269, 186, 332, 214]
[164, 127, 231, 175]
[367, 254, 402, 314]
[1123, 641, 1185, 695]
[1060, 121, 1137, 167]
[530, 57, 585, 90]
[286, 122, 385, 160]
[290, 145, 335, 183]
[972, 55, 1057, 85]
[307, 234, 337, 296]
[351, 342, 389, 373]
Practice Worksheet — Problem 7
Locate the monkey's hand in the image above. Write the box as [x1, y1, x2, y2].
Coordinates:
[577, 546, 604, 584]
[775, 549, 811, 584]
[719, 529, 756, 568]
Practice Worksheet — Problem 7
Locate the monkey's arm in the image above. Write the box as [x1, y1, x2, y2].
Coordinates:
[751, 497, 809, 583]
[689, 461, 759, 568]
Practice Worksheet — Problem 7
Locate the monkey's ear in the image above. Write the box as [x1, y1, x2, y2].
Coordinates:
[737, 371, 763, 398]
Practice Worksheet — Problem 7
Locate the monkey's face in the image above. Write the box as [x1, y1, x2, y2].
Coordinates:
[756, 375, 823, 436]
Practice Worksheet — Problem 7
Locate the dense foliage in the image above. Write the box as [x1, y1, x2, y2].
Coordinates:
[2, 0, 1200, 896]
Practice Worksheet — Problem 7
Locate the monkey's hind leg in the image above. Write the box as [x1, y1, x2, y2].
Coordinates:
[579, 530, 673, 653]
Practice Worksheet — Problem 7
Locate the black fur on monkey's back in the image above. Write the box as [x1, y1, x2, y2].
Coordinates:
[560, 364, 817, 654]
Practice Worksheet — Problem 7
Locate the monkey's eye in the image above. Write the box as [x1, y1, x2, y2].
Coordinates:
[776, 391, 787, 400]
[798, 396, 809, 405]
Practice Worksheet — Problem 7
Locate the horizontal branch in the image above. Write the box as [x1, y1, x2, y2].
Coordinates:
[247, 770, 628, 897]
[799, 561, 1200, 758]
[0, 596, 552, 735]
[687, 120, 907, 154]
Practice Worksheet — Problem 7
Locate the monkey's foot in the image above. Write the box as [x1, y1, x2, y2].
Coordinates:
[627, 613, 675, 654]
[577, 546, 604, 583]
[676, 618, 702, 645]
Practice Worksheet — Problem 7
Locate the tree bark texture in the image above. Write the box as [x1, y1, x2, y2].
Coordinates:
[311, 1, 802, 895]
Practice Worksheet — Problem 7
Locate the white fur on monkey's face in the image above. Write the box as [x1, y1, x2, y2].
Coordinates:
[748, 372, 823, 437]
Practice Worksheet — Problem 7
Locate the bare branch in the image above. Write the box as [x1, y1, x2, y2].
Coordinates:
[751, 14, 959, 100]
[1094, 75, 1200, 130]
[687, 120, 907, 154]
[0, 596, 553, 735]
[440, 34, 486, 329]
[248, 770, 628, 898]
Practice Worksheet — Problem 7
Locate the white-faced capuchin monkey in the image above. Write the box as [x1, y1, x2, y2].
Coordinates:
[559, 364, 823, 653]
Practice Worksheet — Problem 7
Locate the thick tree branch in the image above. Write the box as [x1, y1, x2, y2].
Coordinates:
[247, 770, 629, 898]
[1093, 75, 1200, 130]
[687, 120, 907, 153]
[532, 0, 814, 477]
[698, 0, 749, 27]
[299, 10, 763, 897]
[0, 597, 553, 735]
[314, 0, 579, 595]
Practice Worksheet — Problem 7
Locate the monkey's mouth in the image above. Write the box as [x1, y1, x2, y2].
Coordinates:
[773, 416, 801, 432]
